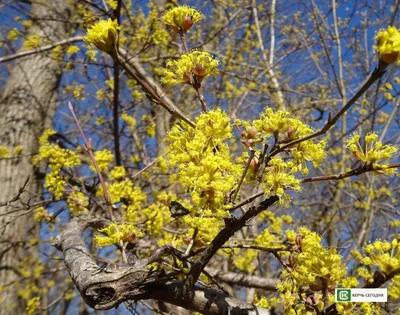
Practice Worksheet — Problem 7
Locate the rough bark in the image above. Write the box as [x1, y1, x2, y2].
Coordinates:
[0, 1, 70, 313]
[207, 269, 279, 291]
[54, 219, 270, 315]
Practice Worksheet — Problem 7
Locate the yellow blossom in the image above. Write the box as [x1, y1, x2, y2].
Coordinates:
[34, 130, 80, 199]
[121, 113, 136, 128]
[86, 47, 98, 61]
[7, 28, 21, 40]
[0, 146, 10, 158]
[14, 145, 23, 155]
[23, 34, 42, 49]
[67, 190, 89, 215]
[162, 51, 219, 85]
[85, 19, 121, 53]
[279, 227, 345, 292]
[263, 157, 301, 199]
[162, 5, 204, 33]
[66, 45, 80, 55]
[26, 297, 40, 315]
[33, 206, 53, 222]
[91, 149, 113, 172]
[357, 238, 400, 274]
[346, 132, 397, 173]
[166, 109, 242, 218]
[109, 166, 126, 180]
[106, 0, 117, 9]
[95, 223, 142, 247]
[376, 25, 400, 65]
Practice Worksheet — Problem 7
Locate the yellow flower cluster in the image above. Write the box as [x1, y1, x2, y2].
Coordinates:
[233, 249, 258, 273]
[166, 109, 242, 218]
[255, 109, 326, 171]
[263, 157, 301, 199]
[91, 149, 114, 172]
[346, 132, 397, 173]
[7, 28, 20, 40]
[66, 45, 80, 55]
[95, 223, 143, 248]
[253, 294, 279, 310]
[184, 216, 223, 245]
[84, 19, 121, 53]
[33, 206, 53, 223]
[251, 108, 326, 177]
[0, 146, 10, 158]
[162, 5, 204, 33]
[26, 297, 40, 315]
[254, 108, 292, 134]
[389, 274, 400, 299]
[356, 239, 399, 274]
[33, 129, 80, 199]
[376, 25, 400, 65]
[121, 113, 136, 128]
[256, 228, 285, 249]
[67, 190, 89, 215]
[336, 302, 383, 315]
[109, 165, 126, 180]
[23, 34, 42, 49]
[106, 0, 117, 10]
[279, 227, 345, 292]
[162, 51, 219, 85]
[132, 4, 171, 49]
[99, 180, 147, 222]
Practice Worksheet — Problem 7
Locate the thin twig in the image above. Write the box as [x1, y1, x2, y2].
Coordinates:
[68, 102, 128, 263]
[232, 150, 255, 203]
[267, 66, 386, 160]
[230, 191, 264, 211]
[0, 36, 84, 64]
[115, 48, 195, 127]
[301, 162, 399, 183]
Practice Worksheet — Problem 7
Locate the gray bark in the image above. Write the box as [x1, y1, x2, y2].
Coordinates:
[0, 1, 70, 313]
[54, 219, 270, 315]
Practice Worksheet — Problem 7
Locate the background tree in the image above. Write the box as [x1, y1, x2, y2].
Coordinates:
[0, 1, 71, 313]
[0, 1, 399, 314]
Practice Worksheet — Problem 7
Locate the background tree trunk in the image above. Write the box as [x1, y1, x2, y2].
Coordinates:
[0, 1, 70, 313]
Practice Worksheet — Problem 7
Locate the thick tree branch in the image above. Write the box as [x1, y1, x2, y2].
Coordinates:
[207, 269, 279, 291]
[116, 48, 195, 127]
[184, 196, 279, 295]
[54, 219, 270, 314]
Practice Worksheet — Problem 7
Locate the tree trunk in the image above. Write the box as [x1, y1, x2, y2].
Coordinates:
[0, 1, 70, 313]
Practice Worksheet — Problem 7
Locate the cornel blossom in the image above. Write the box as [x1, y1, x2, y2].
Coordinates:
[376, 25, 400, 65]
[162, 5, 204, 33]
[85, 19, 121, 53]
[162, 51, 219, 85]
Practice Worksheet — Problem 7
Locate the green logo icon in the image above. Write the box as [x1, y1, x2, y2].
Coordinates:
[337, 289, 351, 302]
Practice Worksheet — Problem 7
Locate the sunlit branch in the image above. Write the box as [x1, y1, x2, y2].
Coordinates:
[0, 36, 84, 64]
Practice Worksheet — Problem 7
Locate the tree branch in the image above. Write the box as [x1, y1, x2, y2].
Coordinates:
[54, 219, 270, 314]
[184, 196, 279, 296]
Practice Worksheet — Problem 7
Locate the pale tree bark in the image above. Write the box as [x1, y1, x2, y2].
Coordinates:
[54, 219, 271, 315]
[0, 1, 70, 313]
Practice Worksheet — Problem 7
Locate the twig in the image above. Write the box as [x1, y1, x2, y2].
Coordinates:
[230, 191, 264, 211]
[252, 0, 285, 108]
[183, 195, 279, 297]
[68, 102, 128, 263]
[301, 162, 399, 183]
[130, 151, 169, 180]
[0, 36, 84, 64]
[267, 66, 386, 160]
[115, 48, 195, 127]
[232, 150, 255, 203]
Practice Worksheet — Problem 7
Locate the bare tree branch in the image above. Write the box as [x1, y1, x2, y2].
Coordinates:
[53, 219, 270, 314]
